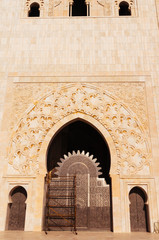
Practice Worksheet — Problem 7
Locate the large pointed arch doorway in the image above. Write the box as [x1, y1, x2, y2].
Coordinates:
[46, 120, 112, 231]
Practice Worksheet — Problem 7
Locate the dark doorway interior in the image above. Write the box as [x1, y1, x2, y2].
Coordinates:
[47, 120, 111, 183]
[129, 187, 149, 232]
[119, 1, 131, 16]
[72, 0, 87, 16]
[7, 186, 27, 230]
[28, 2, 40, 17]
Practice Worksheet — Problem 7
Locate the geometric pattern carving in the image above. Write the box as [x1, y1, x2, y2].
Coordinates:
[56, 150, 102, 177]
[56, 150, 111, 229]
[7, 83, 151, 175]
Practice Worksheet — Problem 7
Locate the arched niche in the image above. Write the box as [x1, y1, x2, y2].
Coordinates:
[129, 186, 149, 232]
[47, 119, 111, 183]
[119, 1, 131, 16]
[6, 186, 27, 230]
[28, 2, 40, 17]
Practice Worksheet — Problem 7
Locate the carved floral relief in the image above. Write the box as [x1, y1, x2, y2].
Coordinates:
[7, 83, 151, 176]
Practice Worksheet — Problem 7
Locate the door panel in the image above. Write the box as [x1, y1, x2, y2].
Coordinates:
[129, 187, 148, 232]
[8, 187, 27, 230]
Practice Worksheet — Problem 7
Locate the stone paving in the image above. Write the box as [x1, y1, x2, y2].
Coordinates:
[0, 232, 159, 240]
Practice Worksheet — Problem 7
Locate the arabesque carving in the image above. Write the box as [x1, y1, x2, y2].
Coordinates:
[55, 150, 111, 229]
[97, 0, 112, 16]
[25, 0, 44, 8]
[7, 84, 151, 175]
[56, 150, 102, 177]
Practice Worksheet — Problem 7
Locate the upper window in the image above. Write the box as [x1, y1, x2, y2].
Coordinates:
[69, 0, 90, 16]
[25, 0, 136, 17]
[72, 0, 87, 16]
[28, 2, 40, 17]
[119, 1, 131, 16]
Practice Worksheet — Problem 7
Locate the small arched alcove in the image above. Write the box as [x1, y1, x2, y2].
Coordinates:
[72, 0, 87, 16]
[47, 119, 111, 183]
[7, 186, 27, 230]
[119, 1, 131, 16]
[28, 2, 40, 17]
[46, 119, 112, 230]
[129, 187, 149, 232]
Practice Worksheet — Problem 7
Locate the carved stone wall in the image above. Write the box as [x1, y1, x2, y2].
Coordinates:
[94, 0, 112, 16]
[48, 0, 66, 16]
[7, 83, 151, 176]
[10, 82, 147, 132]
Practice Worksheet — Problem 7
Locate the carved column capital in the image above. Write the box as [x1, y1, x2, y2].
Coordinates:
[69, 0, 73, 5]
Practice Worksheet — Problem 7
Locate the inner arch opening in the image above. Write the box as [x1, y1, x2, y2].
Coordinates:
[47, 120, 111, 183]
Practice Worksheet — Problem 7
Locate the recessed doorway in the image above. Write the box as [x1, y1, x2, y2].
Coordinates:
[46, 120, 112, 231]
[129, 187, 149, 232]
[7, 186, 27, 230]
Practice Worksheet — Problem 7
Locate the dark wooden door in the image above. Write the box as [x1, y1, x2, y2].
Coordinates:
[8, 186, 27, 230]
[76, 174, 88, 228]
[129, 187, 148, 232]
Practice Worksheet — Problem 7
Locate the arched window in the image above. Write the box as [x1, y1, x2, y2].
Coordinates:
[28, 2, 40, 17]
[119, 1, 131, 16]
[71, 0, 87, 16]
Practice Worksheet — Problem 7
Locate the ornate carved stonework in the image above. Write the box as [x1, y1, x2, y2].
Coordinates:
[96, 0, 112, 16]
[25, 0, 44, 10]
[7, 83, 151, 175]
[48, 0, 63, 16]
[55, 151, 111, 229]
[92, 82, 148, 131]
[56, 150, 102, 177]
[11, 82, 148, 132]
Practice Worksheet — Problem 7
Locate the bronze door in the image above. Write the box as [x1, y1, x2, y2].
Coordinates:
[8, 186, 27, 230]
[75, 174, 88, 229]
[129, 187, 148, 232]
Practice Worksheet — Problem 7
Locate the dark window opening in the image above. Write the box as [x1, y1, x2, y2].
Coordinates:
[72, 0, 87, 16]
[119, 1, 131, 16]
[28, 2, 40, 17]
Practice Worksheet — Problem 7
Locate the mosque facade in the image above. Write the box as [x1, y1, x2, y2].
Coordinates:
[0, 0, 159, 233]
